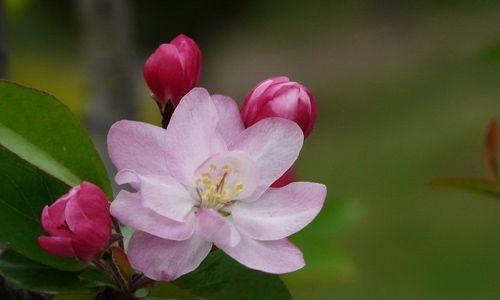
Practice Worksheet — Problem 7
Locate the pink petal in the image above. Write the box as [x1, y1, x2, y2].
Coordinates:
[196, 208, 240, 247]
[107, 120, 170, 177]
[114, 169, 195, 222]
[46, 191, 72, 228]
[139, 173, 196, 222]
[229, 118, 303, 200]
[111, 191, 195, 241]
[38, 236, 76, 257]
[218, 235, 305, 274]
[70, 238, 104, 261]
[144, 44, 186, 103]
[128, 231, 212, 281]
[211, 94, 244, 144]
[171, 34, 202, 90]
[41, 205, 70, 237]
[232, 182, 326, 240]
[241, 77, 290, 126]
[65, 182, 109, 226]
[164, 88, 226, 185]
[65, 182, 111, 241]
[115, 169, 140, 189]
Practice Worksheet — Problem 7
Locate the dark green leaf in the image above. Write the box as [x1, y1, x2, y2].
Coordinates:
[0, 250, 93, 294]
[150, 251, 292, 300]
[0, 274, 52, 300]
[0, 148, 84, 270]
[78, 267, 114, 289]
[55, 295, 95, 300]
[430, 177, 500, 199]
[0, 81, 112, 198]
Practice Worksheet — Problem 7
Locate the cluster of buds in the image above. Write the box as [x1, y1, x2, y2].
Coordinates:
[143, 34, 317, 186]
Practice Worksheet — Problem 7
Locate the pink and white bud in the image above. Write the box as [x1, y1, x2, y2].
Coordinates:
[38, 182, 112, 261]
[144, 34, 202, 106]
[241, 76, 317, 138]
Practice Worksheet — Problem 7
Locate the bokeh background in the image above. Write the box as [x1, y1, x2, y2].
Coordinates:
[3, 0, 500, 299]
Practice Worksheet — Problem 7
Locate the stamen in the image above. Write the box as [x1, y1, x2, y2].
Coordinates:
[217, 172, 228, 192]
[195, 163, 245, 211]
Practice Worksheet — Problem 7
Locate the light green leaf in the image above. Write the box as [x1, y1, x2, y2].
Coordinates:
[0, 81, 111, 198]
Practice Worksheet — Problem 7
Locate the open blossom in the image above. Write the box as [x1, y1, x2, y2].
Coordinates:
[38, 182, 111, 261]
[144, 34, 202, 106]
[241, 76, 317, 137]
[108, 88, 326, 281]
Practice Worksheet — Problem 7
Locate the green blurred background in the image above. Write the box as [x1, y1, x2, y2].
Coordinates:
[4, 0, 500, 299]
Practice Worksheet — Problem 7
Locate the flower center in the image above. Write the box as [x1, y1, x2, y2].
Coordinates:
[195, 164, 244, 211]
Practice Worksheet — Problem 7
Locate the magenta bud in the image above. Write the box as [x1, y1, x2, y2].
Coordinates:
[144, 34, 202, 106]
[241, 76, 317, 138]
[38, 182, 112, 261]
[271, 167, 297, 188]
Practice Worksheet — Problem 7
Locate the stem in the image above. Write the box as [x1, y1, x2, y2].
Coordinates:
[102, 251, 130, 294]
[92, 258, 118, 288]
[111, 217, 125, 249]
[160, 101, 175, 129]
[93, 252, 130, 296]
[131, 274, 155, 290]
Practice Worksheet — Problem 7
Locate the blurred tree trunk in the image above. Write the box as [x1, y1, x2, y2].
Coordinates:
[0, 4, 52, 299]
[76, 0, 138, 177]
[0, 0, 8, 78]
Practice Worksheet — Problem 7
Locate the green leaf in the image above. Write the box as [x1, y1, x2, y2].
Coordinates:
[55, 295, 96, 300]
[0, 250, 93, 295]
[0, 148, 84, 270]
[150, 251, 292, 300]
[0, 81, 111, 198]
[78, 267, 115, 289]
[431, 177, 500, 199]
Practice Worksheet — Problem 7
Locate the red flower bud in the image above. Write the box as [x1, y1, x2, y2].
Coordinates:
[144, 34, 202, 106]
[241, 76, 317, 138]
[271, 167, 297, 188]
[38, 182, 111, 261]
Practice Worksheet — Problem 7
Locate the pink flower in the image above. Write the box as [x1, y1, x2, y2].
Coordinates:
[108, 88, 326, 281]
[38, 182, 112, 261]
[144, 34, 202, 106]
[241, 76, 317, 137]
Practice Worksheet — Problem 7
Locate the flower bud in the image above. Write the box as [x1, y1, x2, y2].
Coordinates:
[271, 167, 296, 188]
[241, 76, 317, 137]
[38, 182, 111, 261]
[144, 34, 202, 106]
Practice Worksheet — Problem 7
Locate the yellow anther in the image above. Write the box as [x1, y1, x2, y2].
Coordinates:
[195, 168, 245, 210]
